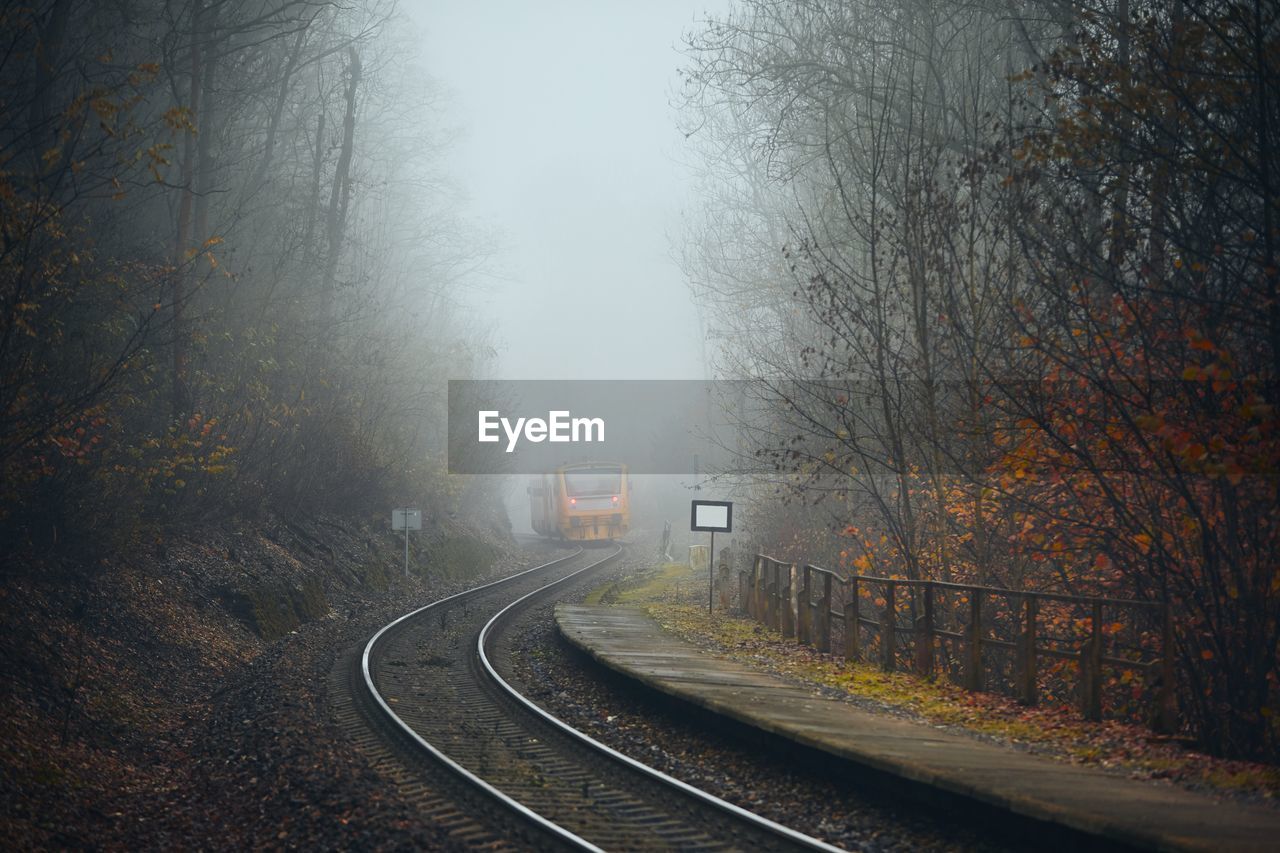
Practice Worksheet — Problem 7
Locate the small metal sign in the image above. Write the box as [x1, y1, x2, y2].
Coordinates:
[690, 500, 732, 533]
[691, 500, 732, 616]
[392, 507, 421, 578]
[392, 508, 421, 531]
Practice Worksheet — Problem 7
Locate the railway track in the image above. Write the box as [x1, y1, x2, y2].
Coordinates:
[335, 544, 846, 851]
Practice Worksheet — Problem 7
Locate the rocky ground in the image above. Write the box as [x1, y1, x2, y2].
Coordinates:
[0, 514, 521, 850]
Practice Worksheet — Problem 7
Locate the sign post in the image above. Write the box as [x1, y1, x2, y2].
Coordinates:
[391, 507, 422, 577]
[691, 500, 732, 615]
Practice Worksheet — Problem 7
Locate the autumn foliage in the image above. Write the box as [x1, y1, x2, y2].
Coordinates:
[1, 4, 494, 553]
[683, 0, 1279, 759]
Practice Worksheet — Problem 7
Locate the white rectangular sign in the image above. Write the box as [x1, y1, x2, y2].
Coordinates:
[392, 508, 421, 531]
[690, 500, 732, 532]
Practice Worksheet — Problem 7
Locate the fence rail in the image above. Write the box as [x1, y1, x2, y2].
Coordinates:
[740, 554, 1175, 729]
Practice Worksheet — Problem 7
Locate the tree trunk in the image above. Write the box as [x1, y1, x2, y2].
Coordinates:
[303, 110, 325, 255]
[27, 0, 73, 160]
[193, 7, 220, 247]
[251, 27, 308, 189]
[172, 0, 204, 419]
[321, 46, 361, 318]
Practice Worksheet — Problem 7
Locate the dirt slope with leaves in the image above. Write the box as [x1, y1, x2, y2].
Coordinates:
[0, 512, 514, 849]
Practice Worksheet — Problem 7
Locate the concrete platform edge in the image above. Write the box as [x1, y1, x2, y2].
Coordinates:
[555, 604, 1277, 853]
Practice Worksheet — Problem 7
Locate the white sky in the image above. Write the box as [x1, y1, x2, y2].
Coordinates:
[409, 0, 724, 380]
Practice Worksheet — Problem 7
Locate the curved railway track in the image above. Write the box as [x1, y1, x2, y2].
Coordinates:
[335, 544, 846, 851]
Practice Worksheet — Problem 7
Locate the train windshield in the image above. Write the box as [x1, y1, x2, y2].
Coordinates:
[563, 467, 622, 497]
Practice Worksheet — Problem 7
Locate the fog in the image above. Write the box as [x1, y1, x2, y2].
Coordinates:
[411, 1, 722, 381]
[5, 0, 1273, 766]
[409, 2, 729, 534]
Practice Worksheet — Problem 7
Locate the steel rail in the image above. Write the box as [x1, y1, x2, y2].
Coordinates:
[478, 546, 847, 853]
[361, 547, 602, 851]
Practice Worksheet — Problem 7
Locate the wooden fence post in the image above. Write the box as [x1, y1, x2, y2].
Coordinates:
[845, 576, 859, 662]
[916, 583, 935, 677]
[718, 547, 732, 610]
[759, 559, 769, 623]
[966, 589, 983, 691]
[765, 562, 777, 630]
[762, 560, 773, 627]
[756, 557, 766, 621]
[1155, 601, 1176, 734]
[779, 563, 789, 633]
[778, 568, 788, 635]
[1082, 600, 1103, 722]
[739, 571, 748, 616]
[747, 555, 757, 614]
[818, 571, 832, 653]
[799, 565, 812, 645]
[1019, 595, 1038, 705]
[882, 581, 896, 671]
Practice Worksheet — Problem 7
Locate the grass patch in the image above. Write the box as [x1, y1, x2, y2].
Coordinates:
[585, 562, 699, 606]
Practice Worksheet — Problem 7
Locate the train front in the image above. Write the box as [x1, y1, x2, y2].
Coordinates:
[558, 463, 629, 542]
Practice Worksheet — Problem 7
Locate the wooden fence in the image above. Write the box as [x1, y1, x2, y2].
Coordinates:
[740, 554, 1175, 729]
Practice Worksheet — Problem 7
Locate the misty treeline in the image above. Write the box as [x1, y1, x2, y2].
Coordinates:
[1, 2, 495, 549]
[680, 0, 1278, 758]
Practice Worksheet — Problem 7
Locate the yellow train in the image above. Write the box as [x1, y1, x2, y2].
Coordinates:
[528, 462, 630, 542]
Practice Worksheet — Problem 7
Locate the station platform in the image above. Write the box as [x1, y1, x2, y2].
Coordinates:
[555, 604, 1280, 852]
